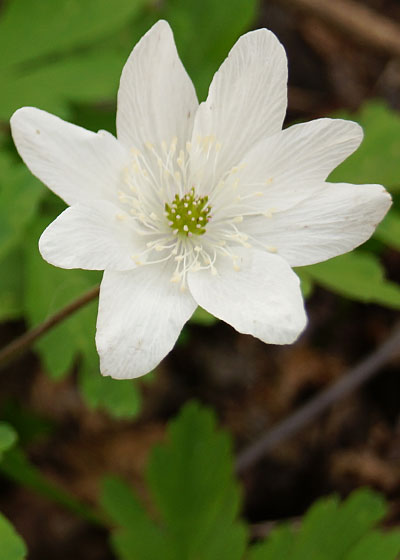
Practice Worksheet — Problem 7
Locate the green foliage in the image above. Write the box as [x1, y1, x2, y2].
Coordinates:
[0, 447, 101, 525]
[0, 0, 147, 119]
[300, 252, 400, 308]
[101, 402, 248, 560]
[0, 512, 27, 560]
[248, 489, 400, 560]
[330, 101, 400, 192]
[0, 422, 17, 459]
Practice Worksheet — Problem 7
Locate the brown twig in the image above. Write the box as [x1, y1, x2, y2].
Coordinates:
[276, 0, 400, 58]
[235, 323, 400, 474]
[0, 285, 100, 369]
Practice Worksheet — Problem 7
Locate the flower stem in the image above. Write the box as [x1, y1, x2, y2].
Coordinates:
[0, 285, 100, 370]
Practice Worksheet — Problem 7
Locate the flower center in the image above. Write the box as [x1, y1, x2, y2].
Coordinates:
[165, 187, 211, 237]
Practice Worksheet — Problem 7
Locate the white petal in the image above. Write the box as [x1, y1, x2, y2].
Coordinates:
[188, 249, 306, 344]
[245, 182, 392, 267]
[11, 107, 128, 206]
[117, 20, 198, 150]
[213, 118, 363, 217]
[39, 200, 143, 271]
[190, 28, 287, 188]
[96, 265, 197, 379]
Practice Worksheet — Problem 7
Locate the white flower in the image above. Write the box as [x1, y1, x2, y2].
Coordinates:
[10, 21, 391, 379]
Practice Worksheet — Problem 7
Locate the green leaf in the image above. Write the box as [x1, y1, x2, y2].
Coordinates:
[303, 252, 400, 309]
[0, 0, 146, 71]
[249, 489, 390, 560]
[291, 490, 386, 560]
[248, 525, 295, 560]
[345, 530, 400, 560]
[0, 447, 101, 525]
[101, 477, 166, 560]
[0, 422, 17, 458]
[330, 101, 400, 192]
[79, 347, 142, 419]
[102, 402, 247, 560]
[0, 153, 44, 260]
[0, 512, 27, 560]
[0, 49, 124, 121]
[0, 248, 24, 321]
[147, 402, 247, 559]
[375, 209, 400, 250]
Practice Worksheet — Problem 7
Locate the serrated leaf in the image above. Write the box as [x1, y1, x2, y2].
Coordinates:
[0, 0, 146, 71]
[147, 402, 247, 559]
[0, 422, 17, 457]
[0, 512, 27, 560]
[303, 252, 400, 309]
[345, 530, 400, 560]
[249, 489, 389, 560]
[330, 101, 400, 192]
[248, 525, 295, 560]
[102, 402, 247, 560]
[101, 476, 165, 560]
[292, 490, 386, 560]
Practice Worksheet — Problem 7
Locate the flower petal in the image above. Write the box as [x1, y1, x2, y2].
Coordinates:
[211, 118, 363, 218]
[39, 200, 143, 271]
[96, 265, 197, 379]
[245, 182, 391, 267]
[190, 28, 287, 187]
[117, 20, 198, 150]
[188, 249, 306, 344]
[11, 107, 128, 206]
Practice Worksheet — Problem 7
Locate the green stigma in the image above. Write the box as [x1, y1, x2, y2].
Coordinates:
[165, 187, 211, 237]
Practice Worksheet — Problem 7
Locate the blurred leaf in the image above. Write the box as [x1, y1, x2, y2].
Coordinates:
[79, 346, 142, 419]
[0, 0, 146, 70]
[0, 248, 24, 321]
[344, 530, 400, 560]
[249, 525, 295, 560]
[303, 252, 400, 309]
[0, 152, 44, 259]
[0, 512, 27, 560]
[1, 401, 53, 446]
[24, 215, 100, 379]
[0, 447, 102, 525]
[162, 0, 258, 99]
[0, 49, 124, 121]
[248, 489, 395, 560]
[375, 209, 400, 250]
[190, 306, 218, 326]
[0, 422, 17, 458]
[101, 476, 166, 560]
[330, 101, 400, 192]
[102, 402, 247, 560]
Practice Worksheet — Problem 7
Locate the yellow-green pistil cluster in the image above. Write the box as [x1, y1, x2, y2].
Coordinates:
[165, 187, 211, 237]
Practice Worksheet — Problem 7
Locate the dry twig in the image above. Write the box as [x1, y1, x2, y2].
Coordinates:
[0, 285, 100, 369]
[236, 323, 400, 473]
